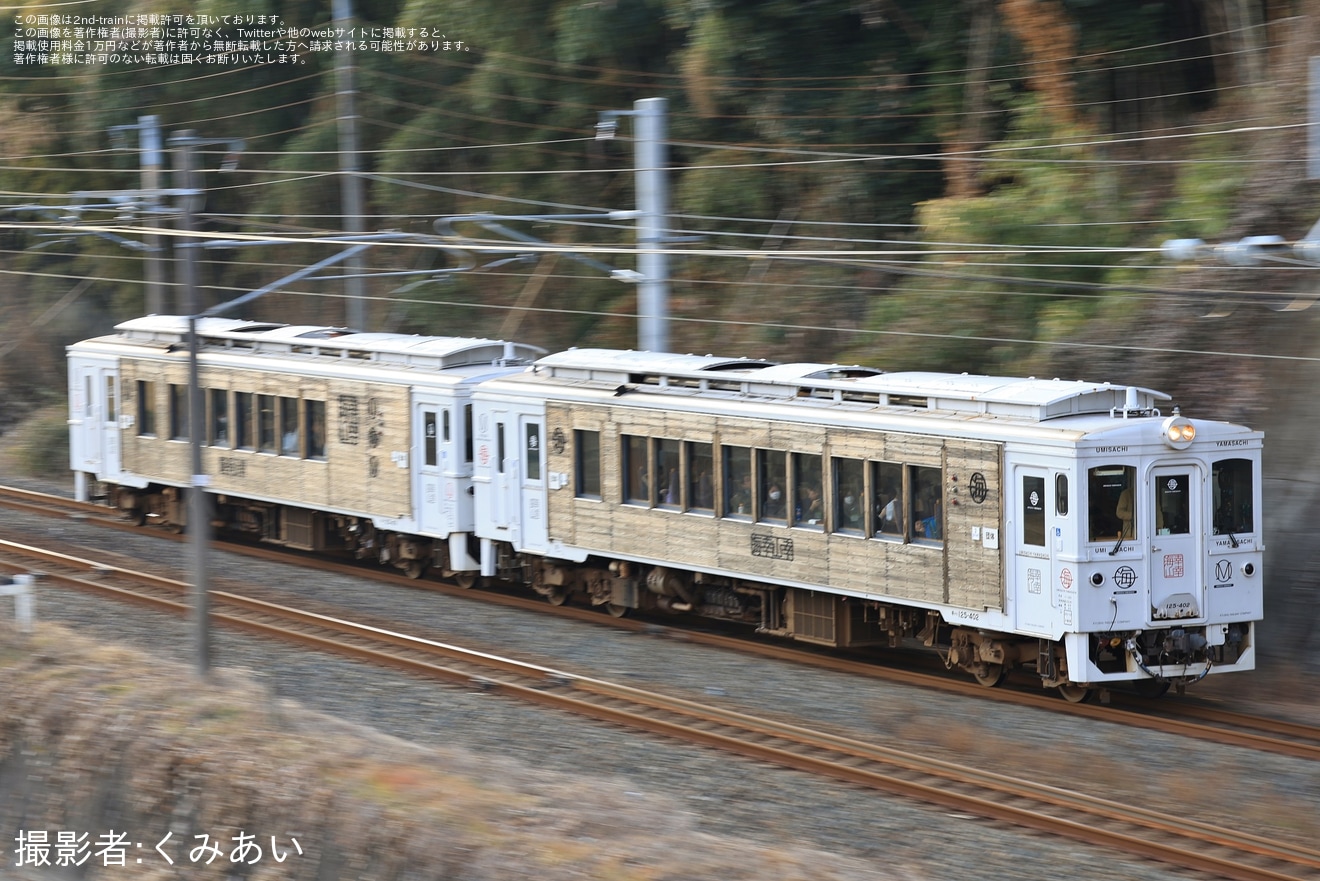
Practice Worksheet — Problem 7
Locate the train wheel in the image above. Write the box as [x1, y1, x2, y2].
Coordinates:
[1057, 683, 1094, 703]
[403, 560, 426, 580]
[545, 586, 567, 606]
[453, 572, 478, 589]
[604, 603, 629, 618]
[972, 663, 1008, 688]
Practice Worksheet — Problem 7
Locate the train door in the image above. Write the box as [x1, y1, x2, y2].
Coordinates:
[1148, 465, 1205, 622]
[1011, 464, 1060, 637]
[518, 414, 547, 553]
[69, 360, 120, 481]
[413, 396, 452, 537]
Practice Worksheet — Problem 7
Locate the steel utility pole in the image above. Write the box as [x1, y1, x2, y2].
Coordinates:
[109, 116, 167, 314]
[599, 98, 672, 353]
[168, 129, 244, 679]
[334, 0, 368, 330]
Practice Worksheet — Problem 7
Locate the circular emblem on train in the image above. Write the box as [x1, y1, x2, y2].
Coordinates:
[1029, 489, 1040, 508]
[1114, 565, 1138, 589]
[969, 472, 988, 504]
[1060, 567, 1073, 590]
[1166, 477, 1180, 491]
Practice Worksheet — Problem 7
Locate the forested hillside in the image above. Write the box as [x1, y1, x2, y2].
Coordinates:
[3, 2, 1318, 665]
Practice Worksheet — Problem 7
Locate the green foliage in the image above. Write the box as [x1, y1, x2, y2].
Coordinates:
[8, 406, 70, 476]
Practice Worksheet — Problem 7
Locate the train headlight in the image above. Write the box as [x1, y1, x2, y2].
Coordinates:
[1161, 414, 1196, 449]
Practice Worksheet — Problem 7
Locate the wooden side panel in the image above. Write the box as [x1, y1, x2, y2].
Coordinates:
[542, 399, 1006, 611]
[116, 357, 413, 519]
[944, 439, 1004, 610]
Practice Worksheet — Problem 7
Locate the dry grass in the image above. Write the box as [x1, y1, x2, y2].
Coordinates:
[0, 623, 916, 881]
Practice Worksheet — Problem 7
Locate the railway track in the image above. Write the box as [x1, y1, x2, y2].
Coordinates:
[2, 482, 1318, 763]
[0, 535, 1317, 881]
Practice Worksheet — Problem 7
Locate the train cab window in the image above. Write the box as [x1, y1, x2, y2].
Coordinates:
[210, 389, 229, 447]
[1213, 458, 1253, 535]
[910, 465, 943, 544]
[423, 411, 438, 467]
[758, 449, 787, 523]
[257, 395, 276, 453]
[623, 435, 649, 505]
[496, 422, 506, 474]
[655, 438, 680, 508]
[871, 461, 903, 539]
[443, 409, 452, 444]
[793, 452, 823, 530]
[1055, 474, 1069, 516]
[1155, 473, 1190, 535]
[525, 422, 541, 481]
[305, 400, 326, 460]
[1023, 475, 1046, 547]
[833, 458, 865, 535]
[235, 393, 254, 451]
[1088, 465, 1135, 541]
[687, 442, 714, 514]
[137, 380, 156, 437]
[575, 430, 601, 499]
[723, 446, 752, 519]
[169, 384, 188, 441]
[280, 397, 300, 457]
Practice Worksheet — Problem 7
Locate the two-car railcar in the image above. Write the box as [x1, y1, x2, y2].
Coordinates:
[69, 318, 1263, 700]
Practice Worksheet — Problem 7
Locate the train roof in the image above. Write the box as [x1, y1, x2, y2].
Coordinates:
[533, 348, 1172, 423]
[97, 315, 545, 370]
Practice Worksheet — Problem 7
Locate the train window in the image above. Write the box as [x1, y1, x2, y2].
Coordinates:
[169, 384, 188, 441]
[1023, 475, 1046, 547]
[258, 395, 276, 453]
[280, 398, 300, 457]
[871, 461, 903, 539]
[833, 458, 865, 535]
[623, 435, 649, 505]
[758, 449, 787, 523]
[793, 453, 823, 530]
[1155, 473, 1190, 535]
[443, 409, 452, 444]
[574, 430, 601, 499]
[235, 393, 254, 451]
[525, 422, 541, 481]
[687, 442, 714, 514]
[84, 376, 93, 418]
[1213, 458, 1253, 535]
[306, 400, 326, 460]
[910, 466, 943, 543]
[1088, 465, 1135, 541]
[105, 376, 117, 422]
[723, 446, 752, 519]
[463, 405, 473, 464]
[1055, 474, 1069, 516]
[210, 389, 229, 447]
[655, 438, 680, 509]
[137, 381, 156, 437]
[423, 411, 438, 467]
[496, 422, 506, 474]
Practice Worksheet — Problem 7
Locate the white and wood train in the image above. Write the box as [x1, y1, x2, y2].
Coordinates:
[69, 316, 1263, 700]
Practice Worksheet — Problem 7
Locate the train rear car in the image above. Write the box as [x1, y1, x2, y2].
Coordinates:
[68, 316, 541, 578]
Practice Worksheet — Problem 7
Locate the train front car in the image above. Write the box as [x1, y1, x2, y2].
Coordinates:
[1003, 390, 1262, 700]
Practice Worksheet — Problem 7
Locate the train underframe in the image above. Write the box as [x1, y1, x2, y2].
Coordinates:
[108, 484, 1252, 700]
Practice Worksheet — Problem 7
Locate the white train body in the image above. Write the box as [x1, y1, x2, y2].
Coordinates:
[69, 319, 1263, 696]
